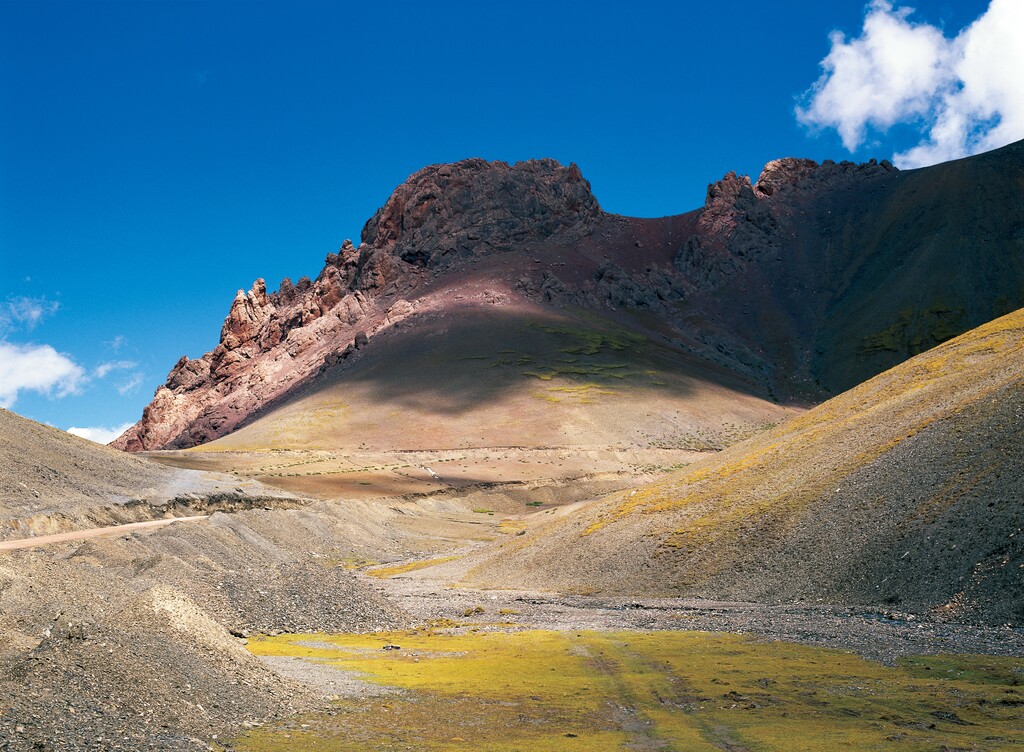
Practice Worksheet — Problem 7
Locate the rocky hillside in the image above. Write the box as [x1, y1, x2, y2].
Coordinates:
[114, 140, 1024, 451]
[0, 496, 409, 750]
[112, 160, 608, 451]
[0, 408, 290, 539]
[465, 308, 1024, 625]
[0, 408, 180, 509]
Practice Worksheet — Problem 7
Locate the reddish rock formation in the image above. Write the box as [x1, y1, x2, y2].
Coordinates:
[361, 158, 601, 266]
[112, 158, 605, 451]
[114, 141, 1024, 451]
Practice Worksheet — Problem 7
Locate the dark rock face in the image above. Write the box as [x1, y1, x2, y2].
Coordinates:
[361, 158, 602, 266]
[674, 158, 900, 295]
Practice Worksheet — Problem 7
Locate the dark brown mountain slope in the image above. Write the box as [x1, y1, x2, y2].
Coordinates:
[114, 141, 1024, 451]
[464, 308, 1024, 625]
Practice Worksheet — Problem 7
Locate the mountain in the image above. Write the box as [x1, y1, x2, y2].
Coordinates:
[113, 140, 1024, 452]
[465, 308, 1024, 625]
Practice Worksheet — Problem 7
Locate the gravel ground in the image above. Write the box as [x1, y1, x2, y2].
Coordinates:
[2, 487, 1022, 752]
[0, 506, 410, 752]
[372, 556, 1024, 665]
[0, 408, 304, 543]
[255, 655, 399, 700]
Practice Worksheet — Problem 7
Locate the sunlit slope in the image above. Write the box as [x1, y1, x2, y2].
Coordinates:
[0, 409, 183, 517]
[200, 305, 794, 453]
[467, 309, 1024, 624]
[0, 408, 281, 538]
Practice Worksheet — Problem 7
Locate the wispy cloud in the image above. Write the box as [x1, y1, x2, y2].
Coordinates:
[797, 0, 1024, 168]
[0, 341, 85, 408]
[0, 296, 60, 333]
[116, 372, 145, 396]
[94, 360, 137, 379]
[105, 334, 127, 352]
[67, 423, 133, 445]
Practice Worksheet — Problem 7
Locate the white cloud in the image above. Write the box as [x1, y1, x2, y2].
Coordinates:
[105, 335, 126, 352]
[0, 296, 60, 333]
[116, 372, 145, 395]
[67, 423, 133, 445]
[0, 341, 85, 408]
[94, 360, 137, 378]
[798, 0, 1024, 168]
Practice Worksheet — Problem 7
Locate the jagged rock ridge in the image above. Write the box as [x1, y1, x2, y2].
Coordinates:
[114, 142, 1024, 451]
[113, 159, 604, 450]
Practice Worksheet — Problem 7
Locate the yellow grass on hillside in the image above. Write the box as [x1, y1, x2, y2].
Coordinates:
[582, 308, 1024, 553]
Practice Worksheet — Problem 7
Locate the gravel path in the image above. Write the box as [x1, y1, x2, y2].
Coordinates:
[0, 515, 208, 551]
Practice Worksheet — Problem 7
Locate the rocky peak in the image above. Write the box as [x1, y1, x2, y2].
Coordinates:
[684, 156, 901, 290]
[753, 158, 821, 197]
[221, 278, 275, 349]
[703, 156, 899, 211]
[754, 156, 898, 197]
[704, 170, 755, 206]
[699, 171, 767, 239]
[116, 158, 608, 452]
[360, 158, 602, 266]
[115, 235, 411, 450]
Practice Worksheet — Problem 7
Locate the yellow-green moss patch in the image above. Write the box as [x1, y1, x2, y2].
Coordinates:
[236, 629, 1024, 751]
[364, 555, 462, 579]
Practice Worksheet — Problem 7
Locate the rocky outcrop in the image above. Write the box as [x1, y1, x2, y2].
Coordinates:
[361, 158, 602, 266]
[112, 236, 417, 450]
[754, 156, 896, 197]
[116, 271, 376, 450]
[113, 159, 606, 451]
[674, 157, 900, 294]
[593, 262, 685, 309]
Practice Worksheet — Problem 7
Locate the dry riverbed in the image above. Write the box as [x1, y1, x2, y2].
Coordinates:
[228, 548, 1024, 751]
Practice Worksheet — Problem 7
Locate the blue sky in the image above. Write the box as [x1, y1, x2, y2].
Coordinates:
[1, 0, 1015, 441]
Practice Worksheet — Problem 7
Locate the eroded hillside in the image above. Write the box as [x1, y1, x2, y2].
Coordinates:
[466, 308, 1024, 625]
[0, 408, 295, 540]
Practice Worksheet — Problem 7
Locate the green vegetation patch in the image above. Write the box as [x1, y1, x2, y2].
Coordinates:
[531, 322, 646, 356]
[234, 630, 1024, 751]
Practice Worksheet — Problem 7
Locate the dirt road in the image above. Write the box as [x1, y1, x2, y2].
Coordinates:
[0, 515, 209, 552]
